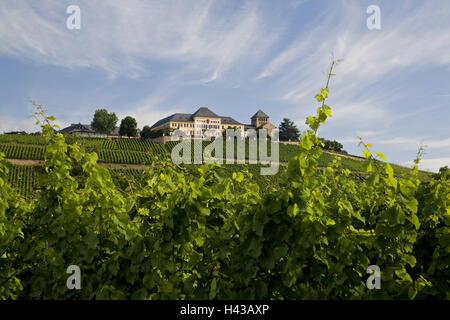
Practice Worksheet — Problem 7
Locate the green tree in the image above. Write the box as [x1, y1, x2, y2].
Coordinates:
[279, 118, 300, 141]
[119, 116, 138, 137]
[91, 109, 118, 134]
[433, 165, 449, 179]
[320, 138, 347, 153]
[141, 126, 171, 139]
[140, 125, 152, 139]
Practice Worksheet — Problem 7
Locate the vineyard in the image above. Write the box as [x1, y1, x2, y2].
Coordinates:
[98, 149, 162, 165]
[101, 138, 166, 153]
[167, 139, 432, 180]
[0, 143, 45, 160]
[0, 134, 48, 145]
[0, 138, 166, 164]
[5, 163, 287, 199]
[8, 159, 417, 201]
[5, 165, 41, 199]
[64, 136, 167, 154]
[0, 131, 430, 180]
[0, 64, 448, 301]
[1, 135, 433, 196]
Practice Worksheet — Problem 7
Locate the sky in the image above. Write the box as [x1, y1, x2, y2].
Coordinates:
[0, 0, 449, 172]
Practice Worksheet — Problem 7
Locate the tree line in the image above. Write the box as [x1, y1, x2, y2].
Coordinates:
[91, 109, 172, 139]
[90, 109, 137, 137]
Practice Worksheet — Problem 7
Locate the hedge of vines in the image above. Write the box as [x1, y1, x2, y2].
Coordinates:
[0, 140, 166, 165]
[166, 138, 431, 180]
[5, 165, 40, 199]
[0, 62, 448, 300]
[97, 149, 160, 165]
[0, 134, 48, 145]
[101, 139, 167, 153]
[0, 143, 45, 160]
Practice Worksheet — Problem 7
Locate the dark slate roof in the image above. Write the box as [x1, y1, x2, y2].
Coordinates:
[150, 113, 193, 129]
[244, 124, 256, 130]
[251, 109, 269, 119]
[60, 123, 96, 134]
[150, 107, 256, 129]
[60, 123, 122, 135]
[220, 116, 242, 125]
[192, 107, 220, 118]
[150, 108, 222, 129]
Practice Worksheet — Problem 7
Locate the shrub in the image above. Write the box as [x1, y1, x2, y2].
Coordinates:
[0, 63, 448, 300]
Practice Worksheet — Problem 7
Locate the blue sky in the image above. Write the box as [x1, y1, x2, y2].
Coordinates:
[0, 0, 449, 172]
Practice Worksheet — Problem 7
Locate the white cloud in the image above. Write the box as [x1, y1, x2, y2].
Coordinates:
[255, 33, 313, 80]
[0, 115, 72, 134]
[336, 136, 360, 144]
[330, 101, 386, 124]
[115, 92, 182, 129]
[336, 135, 450, 151]
[373, 137, 450, 151]
[0, 117, 39, 133]
[0, 0, 277, 81]
[256, 0, 450, 114]
[354, 130, 378, 138]
[404, 157, 450, 173]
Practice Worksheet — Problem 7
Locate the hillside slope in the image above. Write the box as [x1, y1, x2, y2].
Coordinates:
[1, 134, 433, 198]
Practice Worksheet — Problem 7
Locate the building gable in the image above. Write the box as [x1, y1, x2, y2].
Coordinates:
[251, 109, 269, 119]
[192, 107, 221, 118]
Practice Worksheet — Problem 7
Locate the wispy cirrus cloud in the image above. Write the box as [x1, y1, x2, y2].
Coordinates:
[258, 1, 450, 88]
[115, 91, 183, 129]
[0, 0, 277, 80]
[255, 0, 450, 120]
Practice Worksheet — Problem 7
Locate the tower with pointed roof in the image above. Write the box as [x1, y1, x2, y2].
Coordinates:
[251, 109, 270, 128]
